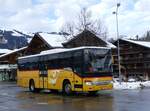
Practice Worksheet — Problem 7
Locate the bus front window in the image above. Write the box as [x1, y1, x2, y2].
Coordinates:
[84, 49, 112, 75]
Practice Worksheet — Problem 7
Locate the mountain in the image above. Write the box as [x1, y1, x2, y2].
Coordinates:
[0, 29, 33, 50]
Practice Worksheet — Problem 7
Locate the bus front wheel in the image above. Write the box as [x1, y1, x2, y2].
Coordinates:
[88, 91, 98, 95]
[63, 81, 72, 95]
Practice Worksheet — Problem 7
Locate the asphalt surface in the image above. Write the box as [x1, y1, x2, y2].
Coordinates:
[0, 82, 150, 111]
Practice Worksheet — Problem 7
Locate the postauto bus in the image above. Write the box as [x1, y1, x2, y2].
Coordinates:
[17, 46, 113, 95]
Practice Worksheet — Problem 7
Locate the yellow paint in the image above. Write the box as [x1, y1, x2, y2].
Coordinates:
[17, 69, 113, 92]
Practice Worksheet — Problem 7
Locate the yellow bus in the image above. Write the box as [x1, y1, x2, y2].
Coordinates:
[17, 47, 113, 95]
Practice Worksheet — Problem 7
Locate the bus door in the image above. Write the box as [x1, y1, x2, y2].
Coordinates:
[73, 72, 83, 91]
[39, 63, 48, 89]
[73, 53, 83, 92]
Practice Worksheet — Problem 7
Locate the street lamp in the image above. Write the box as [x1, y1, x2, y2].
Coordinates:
[113, 3, 121, 84]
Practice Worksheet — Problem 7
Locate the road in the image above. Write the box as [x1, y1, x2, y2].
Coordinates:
[0, 82, 150, 111]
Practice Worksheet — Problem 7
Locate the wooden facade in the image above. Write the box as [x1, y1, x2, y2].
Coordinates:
[0, 47, 27, 64]
[0, 47, 27, 81]
[25, 33, 51, 55]
[63, 30, 109, 48]
[113, 39, 150, 80]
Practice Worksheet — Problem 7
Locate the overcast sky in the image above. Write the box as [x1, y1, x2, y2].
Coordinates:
[0, 0, 150, 38]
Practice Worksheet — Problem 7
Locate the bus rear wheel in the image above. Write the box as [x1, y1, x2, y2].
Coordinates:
[29, 80, 40, 92]
[63, 81, 72, 95]
[50, 89, 58, 93]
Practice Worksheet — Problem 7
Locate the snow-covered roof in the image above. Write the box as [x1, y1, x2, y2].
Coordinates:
[38, 33, 66, 47]
[0, 65, 10, 69]
[0, 49, 12, 54]
[27, 38, 32, 43]
[121, 38, 150, 48]
[0, 47, 27, 58]
[105, 41, 116, 48]
[0, 64, 17, 69]
[95, 33, 116, 49]
[19, 46, 110, 60]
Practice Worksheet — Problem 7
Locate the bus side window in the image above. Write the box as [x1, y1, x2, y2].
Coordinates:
[39, 63, 47, 70]
[72, 56, 83, 75]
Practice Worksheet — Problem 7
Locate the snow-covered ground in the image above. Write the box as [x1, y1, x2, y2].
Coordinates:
[113, 80, 150, 90]
[113, 78, 150, 90]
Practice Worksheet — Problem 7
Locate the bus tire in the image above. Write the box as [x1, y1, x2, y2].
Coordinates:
[29, 80, 39, 93]
[63, 80, 72, 95]
[50, 89, 58, 93]
[88, 91, 98, 95]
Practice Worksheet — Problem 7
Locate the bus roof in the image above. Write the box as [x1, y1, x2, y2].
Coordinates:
[19, 46, 110, 59]
[18, 46, 110, 63]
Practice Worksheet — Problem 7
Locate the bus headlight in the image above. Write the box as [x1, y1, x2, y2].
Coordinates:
[85, 80, 112, 86]
[85, 81, 93, 86]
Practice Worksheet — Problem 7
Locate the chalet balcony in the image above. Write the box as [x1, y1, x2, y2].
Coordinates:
[120, 58, 144, 64]
[143, 57, 150, 62]
[120, 51, 141, 55]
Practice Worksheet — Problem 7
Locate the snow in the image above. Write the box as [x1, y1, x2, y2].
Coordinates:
[0, 65, 10, 69]
[113, 80, 150, 90]
[106, 41, 116, 49]
[113, 82, 141, 90]
[27, 38, 32, 43]
[142, 81, 150, 87]
[121, 38, 150, 48]
[39, 33, 66, 47]
[0, 47, 27, 58]
[11, 30, 23, 36]
[0, 64, 17, 70]
[0, 49, 12, 54]
[38, 32, 116, 48]
[26, 32, 35, 37]
[95, 34, 116, 49]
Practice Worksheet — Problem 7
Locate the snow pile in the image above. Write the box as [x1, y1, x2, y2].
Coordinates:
[113, 81, 150, 90]
[113, 82, 141, 90]
[142, 81, 150, 87]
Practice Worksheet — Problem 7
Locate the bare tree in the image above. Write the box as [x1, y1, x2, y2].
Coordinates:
[139, 30, 150, 41]
[60, 22, 75, 41]
[60, 8, 108, 40]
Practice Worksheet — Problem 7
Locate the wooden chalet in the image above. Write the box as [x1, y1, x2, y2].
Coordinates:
[0, 47, 27, 81]
[63, 30, 116, 49]
[25, 33, 66, 55]
[113, 39, 150, 80]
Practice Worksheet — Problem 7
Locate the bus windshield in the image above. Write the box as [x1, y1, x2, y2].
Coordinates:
[84, 49, 112, 75]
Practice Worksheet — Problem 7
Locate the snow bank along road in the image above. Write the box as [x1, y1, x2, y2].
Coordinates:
[113, 81, 150, 90]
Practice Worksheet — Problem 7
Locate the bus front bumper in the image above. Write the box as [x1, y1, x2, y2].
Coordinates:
[83, 83, 113, 92]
